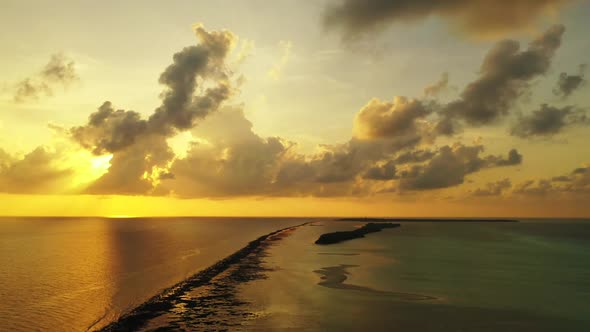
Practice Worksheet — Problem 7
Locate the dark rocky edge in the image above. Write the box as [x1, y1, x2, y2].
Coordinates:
[315, 222, 400, 245]
[98, 222, 308, 331]
[337, 217, 518, 223]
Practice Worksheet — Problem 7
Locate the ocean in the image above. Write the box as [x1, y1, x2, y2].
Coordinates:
[1, 218, 589, 331]
[0, 217, 301, 331]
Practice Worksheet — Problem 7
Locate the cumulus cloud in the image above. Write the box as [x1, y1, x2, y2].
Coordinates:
[353, 96, 433, 140]
[438, 25, 565, 134]
[7, 24, 577, 200]
[13, 53, 78, 102]
[84, 135, 175, 195]
[363, 161, 397, 180]
[323, 0, 573, 39]
[398, 144, 522, 191]
[472, 178, 512, 196]
[71, 101, 148, 154]
[510, 104, 589, 138]
[157, 103, 520, 197]
[514, 164, 590, 196]
[553, 64, 586, 98]
[67, 24, 237, 195]
[0, 147, 75, 194]
[72, 25, 236, 154]
[393, 149, 435, 164]
[165, 106, 294, 197]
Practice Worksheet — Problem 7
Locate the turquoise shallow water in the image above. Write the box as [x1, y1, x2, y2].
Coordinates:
[241, 219, 590, 331]
[362, 219, 590, 322]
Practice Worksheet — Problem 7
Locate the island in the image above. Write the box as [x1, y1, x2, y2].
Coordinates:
[315, 223, 400, 245]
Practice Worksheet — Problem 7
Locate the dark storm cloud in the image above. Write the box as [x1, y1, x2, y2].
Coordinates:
[553, 64, 586, 98]
[13, 53, 78, 102]
[438, 25, 565, 134]
[323, 0, 572, 39]
[472, 178, 512, 196]
[510, 104, 589, 138]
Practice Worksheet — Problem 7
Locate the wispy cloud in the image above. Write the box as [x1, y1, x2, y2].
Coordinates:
[268, 40, 292, 81]
[12, 53, 79, 103]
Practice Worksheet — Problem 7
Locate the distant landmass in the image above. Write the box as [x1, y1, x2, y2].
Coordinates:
[336, 218, 518, 223]
[315, 222, 400, 245]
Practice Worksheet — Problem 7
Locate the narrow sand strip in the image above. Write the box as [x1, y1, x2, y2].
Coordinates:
[97, 222, 308, 331]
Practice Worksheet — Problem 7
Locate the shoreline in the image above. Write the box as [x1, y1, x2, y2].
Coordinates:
[96, 221, 309, 331]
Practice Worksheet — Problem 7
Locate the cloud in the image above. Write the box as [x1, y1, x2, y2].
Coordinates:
[438, 25, 565, 134]
[162, 105, 519, 197]
[349, 25, 568, 152]
[84, 135, 175, 195]
[487, 148, 523, 166]
[398, 144, 522, 190]
[323, 0, 573, 40]
[6, 24, 576, 201]
[13, 53, 78, 102]
[424, 72, 450, 97]
[68, 24, 237, 195]
[72, 25, 236, 154]
[235, 39, 255, 65]
[393, 149, 435, 164]
[553, 64, 586, 98]
[363, 160, 397, 180]
[472, 178, 512, 196]
[510, 104, 589, 138]
[353, 96, 433, 140]
[514, 164, 590, 196]
[268, 40, 292, 80]
[165, 107, 297, 197]
[0, 146, 75, 194]
[71, 101, 148, 154]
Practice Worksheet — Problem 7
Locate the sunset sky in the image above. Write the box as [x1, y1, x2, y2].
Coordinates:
[1, 0, 589, 217]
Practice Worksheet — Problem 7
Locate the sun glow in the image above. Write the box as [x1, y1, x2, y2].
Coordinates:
[90, 154, 113, 174]
[68, 152, 112, 189]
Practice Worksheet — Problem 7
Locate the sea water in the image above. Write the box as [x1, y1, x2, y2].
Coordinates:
[0, 217, 301, 331]
[240, 219, 590, 331]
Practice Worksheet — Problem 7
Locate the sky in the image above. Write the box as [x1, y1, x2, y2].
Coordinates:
[0, 0, 589, 217]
